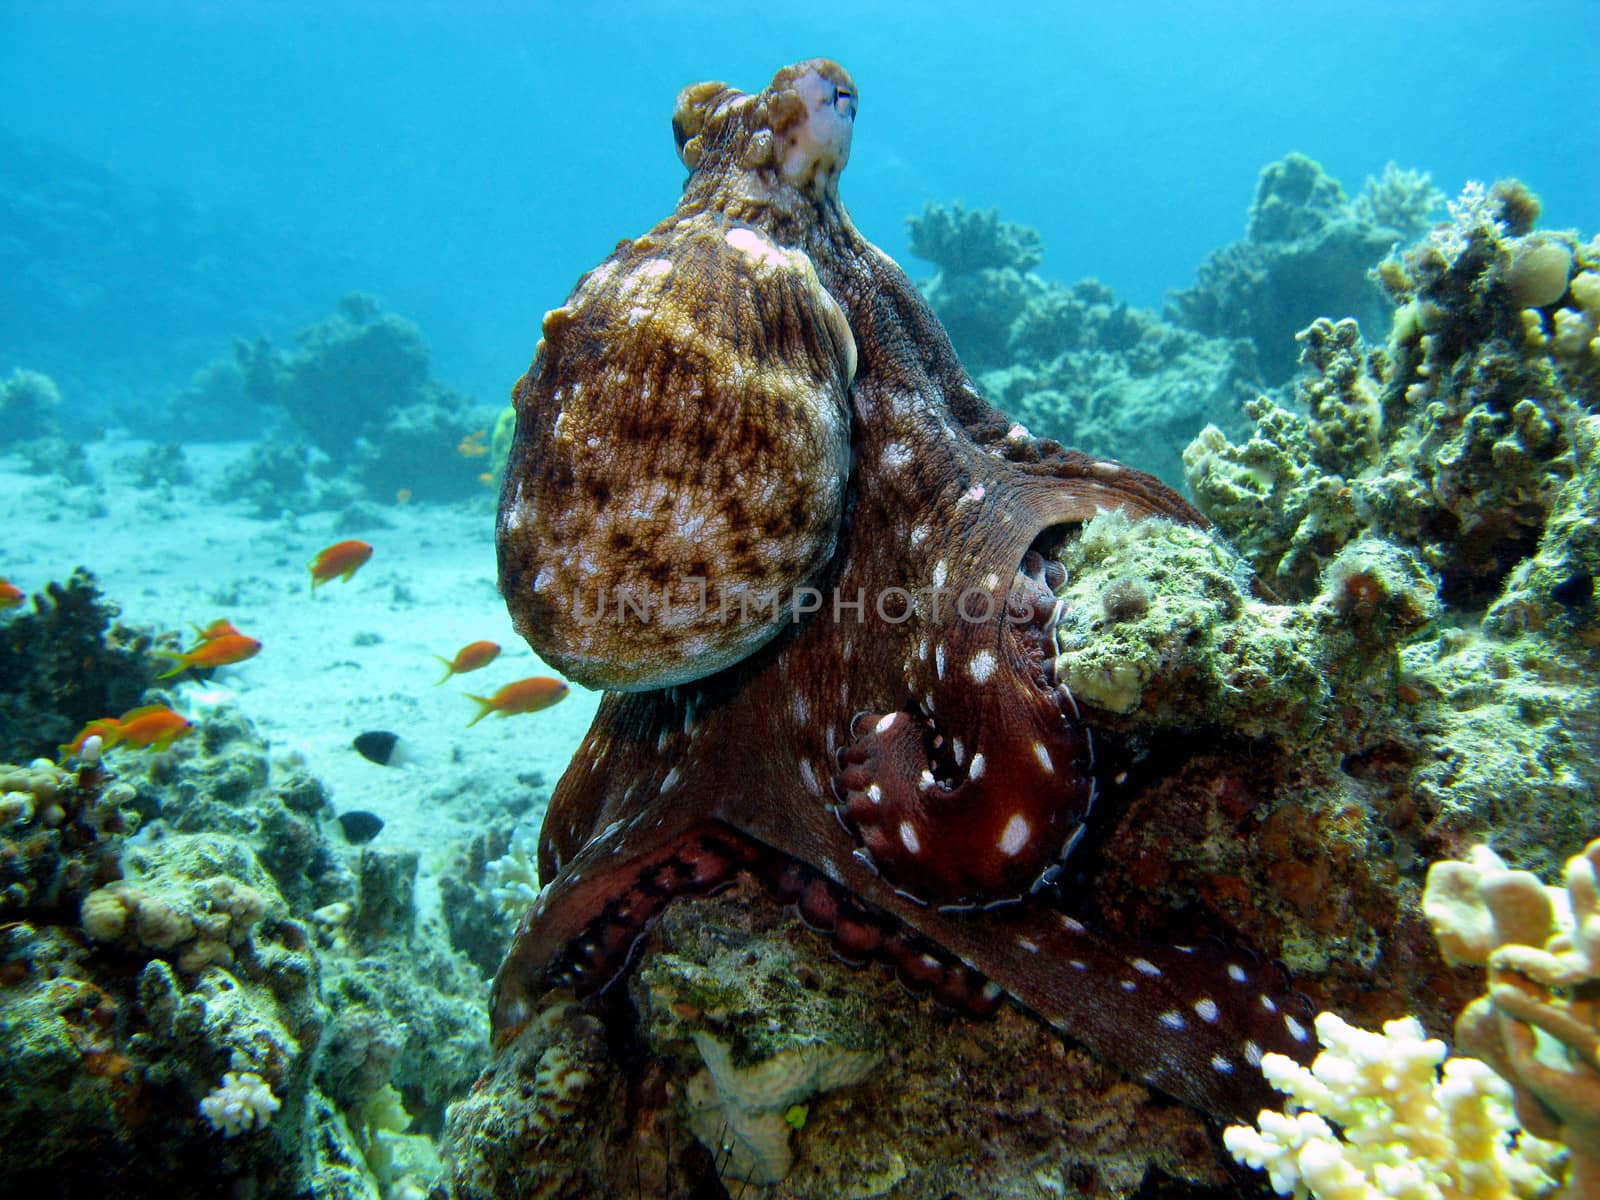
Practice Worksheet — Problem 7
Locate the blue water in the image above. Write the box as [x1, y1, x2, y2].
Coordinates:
[2, 0, 1596, 415]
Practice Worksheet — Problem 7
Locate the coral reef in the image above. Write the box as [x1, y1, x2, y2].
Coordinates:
[1186, 181, 1597, 609]
[1168, 155, 1442, 383]
[0, 128, 354, 416]
[0, 367, 64, 444]
[0, 570, 158, 764]
[907, 205, 1262, 485]
[0, 687, 490, 1195]
[234, 293, 497, 503]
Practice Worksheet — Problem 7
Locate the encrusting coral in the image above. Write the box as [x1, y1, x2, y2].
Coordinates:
[1186, 180, 1598, 611]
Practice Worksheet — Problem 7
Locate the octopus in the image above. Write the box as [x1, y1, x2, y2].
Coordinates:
[492, 58, 1314, 1128]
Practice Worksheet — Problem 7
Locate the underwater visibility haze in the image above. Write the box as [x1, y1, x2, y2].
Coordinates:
[1, 3, 1598, 1197]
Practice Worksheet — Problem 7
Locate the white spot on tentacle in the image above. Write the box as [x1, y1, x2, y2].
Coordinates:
[1227, 963, 1247, 983]
[1032, 742, 1053, 774]
[1157, 1011, 1186, 1030]
[898, 822, 922, 856]
[1194, 997, 1220, 1023]
[1129, 958, 1162, 977]
[969, 650, 997, 684]
[798, 759, 820, 796]
[968, 753, 986, 781]
[996, 813, 1031, 857]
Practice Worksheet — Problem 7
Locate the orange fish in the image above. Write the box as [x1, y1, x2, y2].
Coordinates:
[435, 640, 502, 685]
[308, 540, 374, 590]
[188, 618, 243, 645]
[62, 706, 194, 757]
[155, 633, 263, 679]
[457, 430, 488, 458]
[0, 579, 24, 610]
[107, 705, 195, 751]
[59, 718, 123, 760]
[465, 676, 569, 726]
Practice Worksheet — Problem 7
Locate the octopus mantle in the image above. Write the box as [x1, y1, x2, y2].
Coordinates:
[492, 58, 1313, 1124]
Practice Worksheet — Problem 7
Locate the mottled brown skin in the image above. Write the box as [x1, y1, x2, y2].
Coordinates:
[494, 59, 1313, 1123]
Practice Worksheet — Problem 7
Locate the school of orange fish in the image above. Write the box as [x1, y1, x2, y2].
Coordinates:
[0, 533, 569, 768]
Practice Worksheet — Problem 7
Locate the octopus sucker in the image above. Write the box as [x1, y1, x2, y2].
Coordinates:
[491, 56, 1314, 1137]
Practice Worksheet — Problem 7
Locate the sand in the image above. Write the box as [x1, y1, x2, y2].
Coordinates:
[1, 434, 599, 918]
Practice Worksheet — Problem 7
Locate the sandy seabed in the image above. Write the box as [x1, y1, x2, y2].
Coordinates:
[1, 436, 599, 918]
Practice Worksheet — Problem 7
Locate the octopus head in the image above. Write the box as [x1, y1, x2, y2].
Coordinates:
[770, 60, 856, 186]
[672, 59, 856, 196]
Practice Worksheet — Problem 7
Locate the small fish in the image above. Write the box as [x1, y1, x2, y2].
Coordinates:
[457, 430, 489, 458]
[435, 640, 502, 685]
[64, 705, 195, 756]
[395, 488, 413, 506]
[188, 618, 243, 645]
[353, 730, 407, 766]
[59, 718, 123, 760]
[477, 472, 496, 487]
[336, 810, 385, 843]
[154, 633, 262, 679]
[308, 539, 374, 590]
[0, 579, 24, 610]
[465, 676, 570, 726]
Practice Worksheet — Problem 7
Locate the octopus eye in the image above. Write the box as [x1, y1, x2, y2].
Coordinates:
[832, 87, 856, 118]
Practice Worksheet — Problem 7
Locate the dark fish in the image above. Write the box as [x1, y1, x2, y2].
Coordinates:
[336, 810, 384, 843]
[353, 730, 401, 765]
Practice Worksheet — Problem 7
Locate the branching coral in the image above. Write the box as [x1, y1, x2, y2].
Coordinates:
[199, 1070, 282, 1137]
[1222, 1011, 1564, 1198]
[906, 200, 1042, 276]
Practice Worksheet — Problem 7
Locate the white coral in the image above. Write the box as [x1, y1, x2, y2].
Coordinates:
[199, 1070, 281, 1137]
[1223, 1011, 1563, 1199]
[486, 823, 541, 915]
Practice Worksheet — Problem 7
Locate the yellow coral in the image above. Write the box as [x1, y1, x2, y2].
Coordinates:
[1425, 839, 1600, 1195]
[1222, 1011, 1563, 1199]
